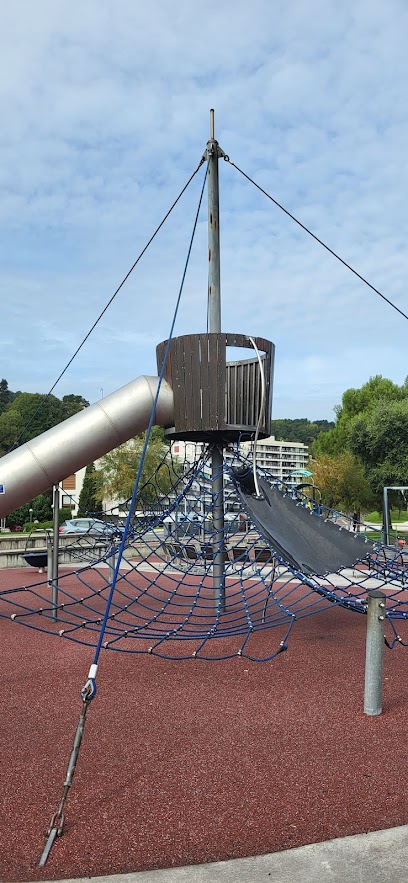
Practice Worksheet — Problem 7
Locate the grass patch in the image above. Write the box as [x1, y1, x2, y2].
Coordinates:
[365, 509, 407, 523]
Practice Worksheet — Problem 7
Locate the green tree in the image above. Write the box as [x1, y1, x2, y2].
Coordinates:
[0, 391, 89, 455]
[349, 399, 408, 502]
[0, 379, 11, 415]
[312, 375, 408, 459]
[62, 394, 89, 419]
[5, 491, 53, 529]
[32, 492, 53, 521]
[59, 507, 73, 524]
[336, 375, 407, 421]
[310, 422, 349, 457]
[0, 393, 65, 453]
[97, 431, 180, 507]
[77, 463, 103, 516]
[0, 378, 19, 416]
[310, 452, 374, 514]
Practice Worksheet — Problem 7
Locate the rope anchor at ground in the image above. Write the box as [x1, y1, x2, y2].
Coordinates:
[38, 685, 94, 867]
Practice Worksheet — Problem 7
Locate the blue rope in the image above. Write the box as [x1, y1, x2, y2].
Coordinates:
[80, 165, 208, 699]
[5, 452, 408, 663]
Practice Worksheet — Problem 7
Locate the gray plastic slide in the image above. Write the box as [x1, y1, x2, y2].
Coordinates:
[0, 376, 174, 519]
[233, 470, 375, 576]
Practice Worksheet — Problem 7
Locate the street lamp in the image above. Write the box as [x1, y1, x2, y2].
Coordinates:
[29, 508, 33, 523]
[288, 470, 321, 510]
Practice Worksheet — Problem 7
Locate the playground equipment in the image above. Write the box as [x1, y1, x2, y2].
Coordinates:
[21, 528, 50, 571]
[234, 469, 374, 575]
[0, 111, 407, 866]
[382, 485, 408, 544]
[0, 375, 174, 517]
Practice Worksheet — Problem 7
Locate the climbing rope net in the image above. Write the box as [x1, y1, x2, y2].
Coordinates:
[2, 445, 408, 661]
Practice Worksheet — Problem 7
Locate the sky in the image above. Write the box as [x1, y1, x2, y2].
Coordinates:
[1, 0, 408, 421]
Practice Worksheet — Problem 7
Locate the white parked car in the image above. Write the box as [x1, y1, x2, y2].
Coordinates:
[59, 518, 124, 538]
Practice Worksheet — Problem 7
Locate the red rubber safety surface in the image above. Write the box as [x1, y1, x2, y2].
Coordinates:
[1, 567, 408, 882]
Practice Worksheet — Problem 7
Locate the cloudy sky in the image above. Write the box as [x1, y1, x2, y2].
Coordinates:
[1, 0, 408, 421]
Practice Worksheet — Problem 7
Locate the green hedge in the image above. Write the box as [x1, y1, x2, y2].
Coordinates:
[22, 520, 54, 533]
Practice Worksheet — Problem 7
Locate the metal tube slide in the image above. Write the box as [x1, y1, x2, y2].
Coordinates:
[0, 376, 174, 518]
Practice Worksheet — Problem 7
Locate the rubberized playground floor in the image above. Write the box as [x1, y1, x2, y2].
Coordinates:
[1, 567, 408, 882]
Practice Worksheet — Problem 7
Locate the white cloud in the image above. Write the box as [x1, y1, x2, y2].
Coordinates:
[1, 0, 408, 422]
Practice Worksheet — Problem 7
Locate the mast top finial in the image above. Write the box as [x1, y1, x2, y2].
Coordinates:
[210, 108, 215, 140]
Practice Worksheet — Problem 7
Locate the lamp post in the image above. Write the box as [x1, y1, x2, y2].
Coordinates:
[29, 508, 33, 523]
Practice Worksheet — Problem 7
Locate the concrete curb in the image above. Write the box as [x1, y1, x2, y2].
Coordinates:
[27, 824, 408, 883]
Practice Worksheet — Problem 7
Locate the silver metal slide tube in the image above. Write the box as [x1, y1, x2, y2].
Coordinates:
[0, 376, 174, 518]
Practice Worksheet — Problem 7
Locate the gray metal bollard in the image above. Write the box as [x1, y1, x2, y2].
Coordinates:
[47, 539, 53, 585]
[108, 551, 117, 584]
[51, 486, 59, 622]
[46, 532, 58, 623]
[364, 590, 386, 715]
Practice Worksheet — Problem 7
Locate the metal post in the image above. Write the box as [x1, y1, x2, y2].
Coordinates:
[108, 550, 117, 585]
[382, 486, 408, 545]
[47, 533, 53, 584]
[51, 484, 59, 621]
[382, 486, 390, 545]
[212, 446, 225, 610]
[207, 109, 225, 608]
[364, 590, 386, 715]
[207, 108, 221, 332]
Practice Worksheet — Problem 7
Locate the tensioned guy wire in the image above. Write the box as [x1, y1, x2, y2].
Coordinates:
[11, 150, 406, 454]
[88, 163, 208, 677]
[226, 158, 408, 323]
[8, 157, 205, 452]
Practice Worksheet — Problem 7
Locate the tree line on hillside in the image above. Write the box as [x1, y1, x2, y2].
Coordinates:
[271, 418, 334, 445]
[0, 378, 89, 456]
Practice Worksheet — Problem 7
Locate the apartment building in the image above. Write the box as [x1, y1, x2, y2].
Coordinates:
[239, 436, 309, 485]
[171, 437, 309, 486]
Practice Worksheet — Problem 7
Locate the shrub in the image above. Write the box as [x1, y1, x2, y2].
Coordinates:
[23, 520, 54, 533]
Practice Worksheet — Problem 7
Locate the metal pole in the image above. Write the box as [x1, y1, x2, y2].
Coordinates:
[207, 109, 225, 609]
[108, 549, 117, 585]
[382, 486, 390, 545]
[207, 108, 221, 332]
[364, 590, 386, 715]
[51, 484, 59, 621]
[382, 486, 408, 545]
[211, 447, 225, 609]
[47, 533, 53, 584]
